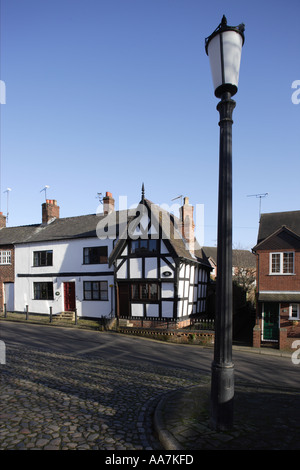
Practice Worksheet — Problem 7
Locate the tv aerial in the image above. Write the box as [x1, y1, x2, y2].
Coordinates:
[171, 195, 183, 206]
[3, 188, 11, 224]
[40, 185, 50, 201]
[247, 193, 268, 220]
[96, 192, 103, 204]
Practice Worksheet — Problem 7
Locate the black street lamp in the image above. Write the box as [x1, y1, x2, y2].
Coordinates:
[205, 15, 245, 431]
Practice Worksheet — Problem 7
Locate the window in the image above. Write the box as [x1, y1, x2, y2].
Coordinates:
[34, 282, 54, 300]
[271, 253, 280, 273]
[83, 247, 108, 264]
[131, 283, 159, 301]
[283, 253, 294, 273]
[130, 239, 158, 254]
[83, 281, 108, 300]
[270, 252, 294, 274]
[0, 250, 11, 265]
[289, 304, 300, 320]
[33, 250, 53, 267]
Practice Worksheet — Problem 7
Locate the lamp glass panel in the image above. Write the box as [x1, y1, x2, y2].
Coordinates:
[207, 30, 243, 93]
[222, 30, 243, 89]
[207, 34, 222, 93]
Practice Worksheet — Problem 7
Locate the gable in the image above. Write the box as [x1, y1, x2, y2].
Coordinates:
[253, 226, 300, 252]
[109, 198, 199, 267]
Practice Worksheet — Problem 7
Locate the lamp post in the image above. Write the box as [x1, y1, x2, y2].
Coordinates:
[205, 15, 245, 431]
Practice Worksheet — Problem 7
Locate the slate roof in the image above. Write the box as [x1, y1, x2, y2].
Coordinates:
[256, 210, 300, 245]
[0, 224, 40, 245]
[201, 246, 256, 268]
[0, 212, 123, 245]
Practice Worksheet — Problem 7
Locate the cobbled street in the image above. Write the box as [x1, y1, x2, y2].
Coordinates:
[0, 343, 204, 450]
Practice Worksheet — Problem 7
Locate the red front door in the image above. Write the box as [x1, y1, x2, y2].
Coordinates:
[64, 282, 76, 311]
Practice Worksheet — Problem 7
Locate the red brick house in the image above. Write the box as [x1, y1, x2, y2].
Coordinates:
[252, 211, 300, 350]
[0, 211, 39, 313]
[0, 212, 14, 312]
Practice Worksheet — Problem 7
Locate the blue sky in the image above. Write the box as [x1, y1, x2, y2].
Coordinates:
[0, 0, 299, 250]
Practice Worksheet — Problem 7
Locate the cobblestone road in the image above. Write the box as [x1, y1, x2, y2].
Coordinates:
[0, 344, 203, 450]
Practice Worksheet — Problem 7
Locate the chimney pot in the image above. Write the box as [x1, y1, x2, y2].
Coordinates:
[42, 199, 60, 224]
[103, 192, 115, 215]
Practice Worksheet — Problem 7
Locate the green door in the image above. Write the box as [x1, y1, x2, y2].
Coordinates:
[263, 302, 279, 340]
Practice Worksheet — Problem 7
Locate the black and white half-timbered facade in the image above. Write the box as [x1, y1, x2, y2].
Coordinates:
[108, 192, 211, 328]
[0, 189, 210, 328]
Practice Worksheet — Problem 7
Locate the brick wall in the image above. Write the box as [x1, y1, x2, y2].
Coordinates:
[122, 318, 192, 329]
[258, 249, 300, 291]
[279, 302, 300, 349]
[42, 200, 60, 224]
[0, 245, 15, 311]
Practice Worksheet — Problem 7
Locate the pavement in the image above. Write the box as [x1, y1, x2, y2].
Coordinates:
[0, 332, 299, 451]
[154, 346, 300, 451]
[154, 381, 300, 450]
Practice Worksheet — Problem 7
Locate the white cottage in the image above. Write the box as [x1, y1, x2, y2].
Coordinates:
[2, 190, 211, 327]
[14, 198, 116, 319]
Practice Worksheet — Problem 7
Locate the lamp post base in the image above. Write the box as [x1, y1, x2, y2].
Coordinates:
[210, 361, 234, 431]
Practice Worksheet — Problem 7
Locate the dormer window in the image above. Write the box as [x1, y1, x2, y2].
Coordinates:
[270, 252, 294, 274]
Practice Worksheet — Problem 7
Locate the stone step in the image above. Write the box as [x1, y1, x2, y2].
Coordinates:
[119, 318, 133, 327]
[54, 311, 75, 321]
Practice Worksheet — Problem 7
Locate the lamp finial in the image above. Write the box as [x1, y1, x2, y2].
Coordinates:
[141, 183, 145, 202]
[221, 15, 227, 26]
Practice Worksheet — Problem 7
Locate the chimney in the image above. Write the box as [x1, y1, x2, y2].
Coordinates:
[42, 199, 60, 224]
[103, 192, 115, 215]
[0, 212, 6, 228]
[179, 197, 195, 254]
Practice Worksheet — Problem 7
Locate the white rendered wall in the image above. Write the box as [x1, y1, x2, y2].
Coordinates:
[14, 238, 114, 318]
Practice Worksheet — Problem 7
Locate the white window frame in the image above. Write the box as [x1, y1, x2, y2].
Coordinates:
[269, 252, 295, 275]
[0, 250, 11, 265]
[289, 303, 300, 320]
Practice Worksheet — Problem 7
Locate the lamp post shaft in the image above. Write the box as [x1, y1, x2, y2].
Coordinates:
[211, 91, 235, 430]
